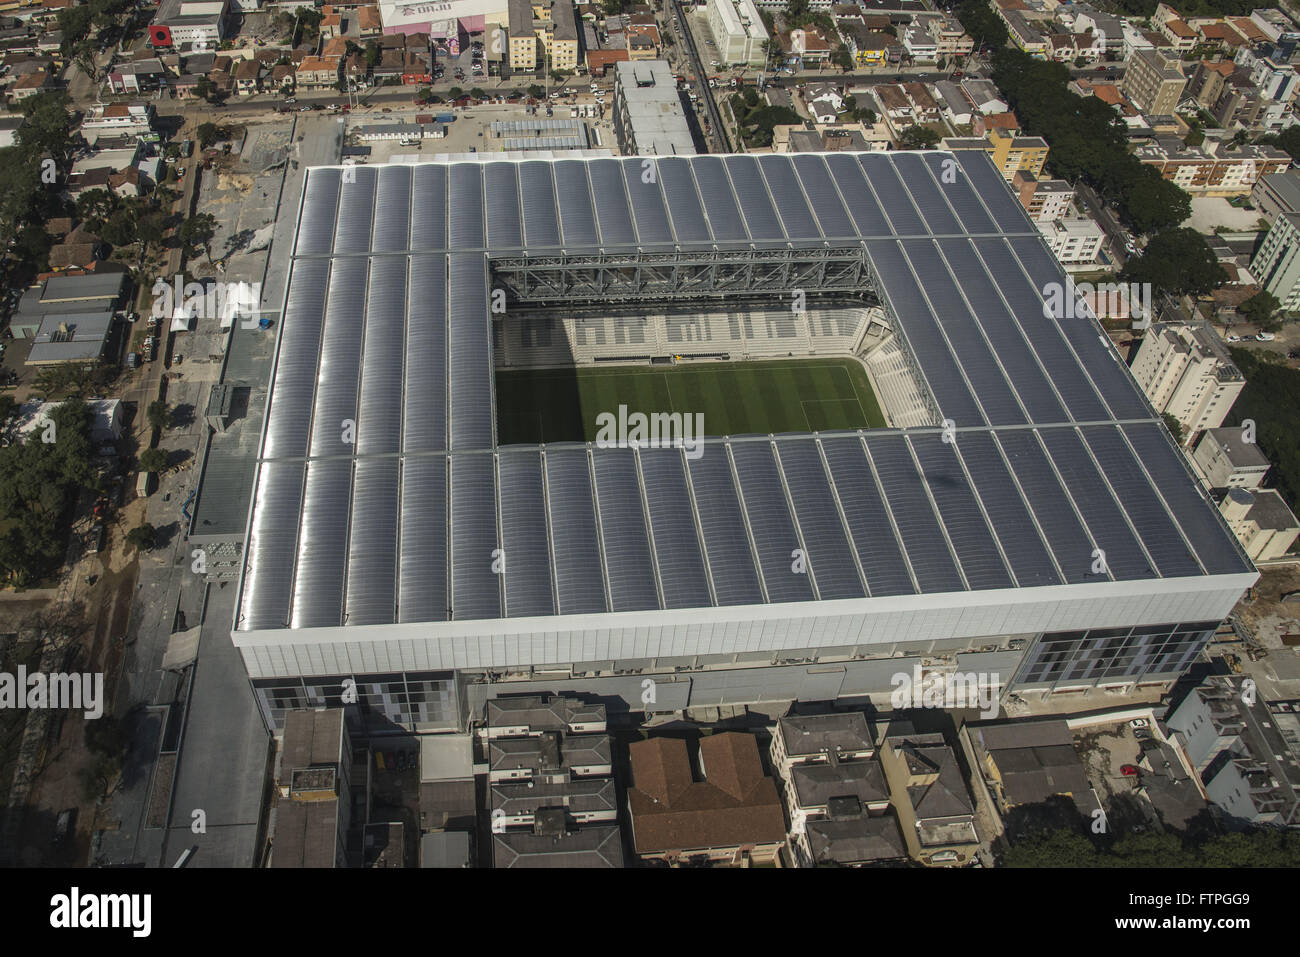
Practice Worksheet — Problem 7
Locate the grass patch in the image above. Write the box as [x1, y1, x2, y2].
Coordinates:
[495, 358, 885, 445]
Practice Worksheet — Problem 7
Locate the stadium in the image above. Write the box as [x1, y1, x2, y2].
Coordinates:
[231, 149, 1258, 734]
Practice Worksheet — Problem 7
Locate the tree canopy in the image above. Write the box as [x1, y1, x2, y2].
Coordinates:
[1120, 227, 1227, 298]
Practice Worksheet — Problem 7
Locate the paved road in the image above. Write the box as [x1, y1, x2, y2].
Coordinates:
[670, 0, 728, 153]
[1076, 181, 1133, 267]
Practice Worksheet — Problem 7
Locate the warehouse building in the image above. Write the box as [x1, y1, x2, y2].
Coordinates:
[231, 149, 1256, 736]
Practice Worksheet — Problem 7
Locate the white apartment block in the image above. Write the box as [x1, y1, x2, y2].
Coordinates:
[706, 0, 767, 68]
[1191, 427, 1269, 491]
[1129, 322, 1245, 442]
[1250, 211, 1300, 310]
[1036, 217, 1105, 265]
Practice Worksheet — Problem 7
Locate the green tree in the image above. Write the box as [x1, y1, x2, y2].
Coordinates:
[897, 125, 941, 150]
[527, 84, 545, 99]
[1121, 227, 1227, 298]
[137, 448, 167, 473]
[470, 87, 487, 99]
[125, 523, 158, 551]
[179, 212, 217, 263]
[146, 400, 170, 431]
[196, 122, 222, 150]
[1238, 290, 1280, 330]
[448, 86, 464, 99]
[1161, 412, 1185, 444]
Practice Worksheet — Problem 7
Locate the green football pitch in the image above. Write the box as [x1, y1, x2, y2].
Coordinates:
[495, 358, 886, 445]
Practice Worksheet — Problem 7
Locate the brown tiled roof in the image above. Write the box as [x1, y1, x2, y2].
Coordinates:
[49, 243, 99, 269]
[322, 36, 349, 58]
[359, 4, 381, 30]
[626, 733, 786, 855]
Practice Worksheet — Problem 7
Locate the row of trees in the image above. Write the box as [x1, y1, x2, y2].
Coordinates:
[999, 826, 1300, 867]
[1226, 348, 1300, 512]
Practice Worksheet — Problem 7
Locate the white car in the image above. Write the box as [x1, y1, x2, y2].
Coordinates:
[1227, 334, 1241, 342]
[1129, 718, 1149, 729]
[1257, 332, 1276, 341]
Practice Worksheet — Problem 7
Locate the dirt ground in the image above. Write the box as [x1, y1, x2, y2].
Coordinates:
[1236, 565, 1300, 651]
[0, 560, 137, 866]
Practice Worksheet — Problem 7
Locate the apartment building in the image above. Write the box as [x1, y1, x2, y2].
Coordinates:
[626, 732, 787, 865]
[1191, 427, 1270, 492]
[1218, 487, 1300, 562]
[1122, 48, 1186, 116]
[770, 713, 906, 867]
[969, 720, 1089, 815]
[706, 0, 767, 67]
[612, 59, 695, 155]
[1013, 171, 1073, 223]
[505, 0, 577, 72]
[1167, 675, 1300, 826]
[879, 727, 979, 867]
[1129, 321, 1245, 441]
[928, 15, 973, 57]
[270, 709, 355, 868]
[1250, 211, 1300, 309]
[1136, 138, 1290, 196]
[1250, 169, 1300, 222]
[1037, 217, 1105, 265]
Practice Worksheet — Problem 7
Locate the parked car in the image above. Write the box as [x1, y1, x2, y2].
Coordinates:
[1129, 718, 1149, 729]
[1257, 331, 1276, 341]
[1120, 764, 1140, 777]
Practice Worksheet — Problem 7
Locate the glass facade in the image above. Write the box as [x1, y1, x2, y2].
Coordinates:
[252, 672, 457, 734]
[1014, 622, 1217, 688]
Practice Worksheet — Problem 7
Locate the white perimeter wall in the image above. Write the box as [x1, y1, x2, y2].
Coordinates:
[234, 573, 1255, 678]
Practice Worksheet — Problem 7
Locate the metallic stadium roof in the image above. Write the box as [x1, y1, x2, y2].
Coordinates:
[235, 151, 1253, 632]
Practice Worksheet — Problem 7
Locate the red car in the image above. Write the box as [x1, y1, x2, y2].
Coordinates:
[1120, 764, 1140, 777]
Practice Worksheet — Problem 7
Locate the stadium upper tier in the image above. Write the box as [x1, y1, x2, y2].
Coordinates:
[235, 151, 1253, 634]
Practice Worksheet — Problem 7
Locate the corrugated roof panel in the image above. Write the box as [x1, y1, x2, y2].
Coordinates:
[554, 160, 599, 248]
[404, 254, 447, 453]
[818, 435, 915, 597]
[858, 154, 925, 234]
[937, 238, 1066, 424]
[1007, 236, 1153, 420]
[993, 429, 1099, 584]
[292, 458, 352, 627]
[774, 438, 865, 600]
[345, 457, 399, 625]
[637, 446, 712, 609]
[788, 154, 856, 239]
[1121, 423, 1252, 576]
[586, 158, 637, 246]
[483, 162, 523, 248]
[410, 164, 448, 249]
[686, 448, 764, 606]
[953, 150, 1027, 232]
[543, 447, 608, 615]
[909, 434, 1015, 590]
[296, 168, 340, 255]
[892, 152, 962, 235]
[1080, 425, 1203, 578]
[724, 155, 785, 241]
[590, 448, 660, 612]
[239, 460, 305, 630]
[498, 449, 556, 618]
[356, 257, 406, 456]
[333, 165, 377, 254]
[920, 152, 997, 234]
[972, 237, 1110, 422]
[900, 240, 1024, 426]
[450, 454, 501, 620]
[728, 441, 814, 603]
[951, 431, 1061, 588]
[309, 258, 368, 457]
[866, 240, 983, 425]
[449, 164, 485, 248]
[519, 161, 562, 248]
[823, 153, 890, 236]
[864, 434, 965, 593]
[371, 164, 412, 253]
[448, 254, 493, 450]
[690, 156, 749, 243]
[398, 455, 448, 623]
[653, 157, 710, 243]
[755, 155, 821, 240]
[1035, 427, 1157, 581]
[263, 259, 329, 459]
[620, 158, 674, 244]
